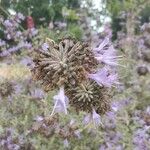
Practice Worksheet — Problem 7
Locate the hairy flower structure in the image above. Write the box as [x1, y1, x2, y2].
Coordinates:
[66, 81, 110, 114]
[52, 86, 69, 115]
[88, 67, 118, 88]
[32, 37, 118, 119]
[93, 38, 121, 66]
[83, 109, 103, 127]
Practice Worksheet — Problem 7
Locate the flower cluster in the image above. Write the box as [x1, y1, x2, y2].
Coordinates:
[32, 36, 119, 126]
[0, 13, 37, 59]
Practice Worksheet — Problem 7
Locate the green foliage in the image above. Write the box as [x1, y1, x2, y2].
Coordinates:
[37, 23, 83, 41]
[68, 24, 83, 40]
[105, 0, 150, 39]
[0, 0, 80, 26]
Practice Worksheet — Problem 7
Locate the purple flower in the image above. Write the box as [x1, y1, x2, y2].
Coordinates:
[42, 43, 49, 51]
[14, 84, 22, 94]
[29, 28, 38, 36]
[111, 102, 120, 112]
[20, 56, 34, 68]
[0, 50, 10, 57]
[0, 39, 6, 47]
[92, 109, 102, 126]
[133, 128, 149, 150]
[64, 139, 69, 147]
[74, 130, 81, 139]
[93, 37, 121, 66]
[95, 46, 120, 66]
[3, 20, 13, 27]
[93, 37, 110, 53]
[63, 139, 69, 147]
[31, 88, 45, 100]
[34, 115, 44, 122]
[83, 109, 102, 127]
[104, 111, 116, 129]
[51, 86, 69, 115]
[88, 67, 118, 87]
[16, 13, 25, 20]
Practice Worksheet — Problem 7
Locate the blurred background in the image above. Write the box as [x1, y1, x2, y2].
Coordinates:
[0, 0, 150, 149]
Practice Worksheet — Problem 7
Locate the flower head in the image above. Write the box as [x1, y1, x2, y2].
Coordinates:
[51, 86, 69, 115]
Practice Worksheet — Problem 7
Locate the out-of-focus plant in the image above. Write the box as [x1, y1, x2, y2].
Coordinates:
[0, 0, 80, 26]
[104, 0, 150, 39]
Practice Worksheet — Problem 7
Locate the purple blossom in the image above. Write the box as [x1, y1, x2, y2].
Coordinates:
[88, 67, 118, 87]
[74, 130, 81, 139]
[0, 50, 10, 57]
[94, 46, 119, 66]
[51, 86, 69, 115]
[0, 39, 6, 47]
[42, 43, 49, 51]
[92, 109, 102, 126]
[93, 37, 121, 66]
[104, 111, 116, 129]
[3, 20, 13, 27]
[14, 84, 22, 94]
[93, 37, 110, 53]
[63, 139, 69, 147]
[16, 13, 25, 21]
[83, 109, 102, 127]
[111, 102, 120, 112]
[30, 88, 45, 100]
[34, 115, 44, 122]
[28, 28, 38, 37]
[133, 128, 149, 150]
[20, 56, 34, 68]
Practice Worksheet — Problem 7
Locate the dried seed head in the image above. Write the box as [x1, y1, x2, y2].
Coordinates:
[32, 38, 97, 91]
[66, 80, 111, 115]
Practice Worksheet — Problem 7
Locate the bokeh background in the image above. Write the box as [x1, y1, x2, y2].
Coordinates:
[0, 0, 150, 149]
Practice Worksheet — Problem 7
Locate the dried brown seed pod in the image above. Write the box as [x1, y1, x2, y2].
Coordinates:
[66, 80, 111, 115]
[32, 38, 97, 91]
